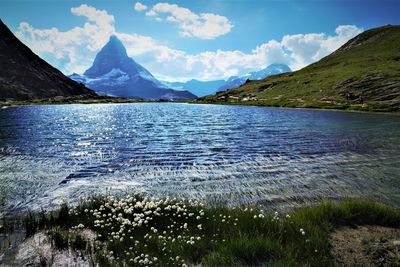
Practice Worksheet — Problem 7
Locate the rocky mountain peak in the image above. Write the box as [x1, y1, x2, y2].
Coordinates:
[83, 35, 149, 78]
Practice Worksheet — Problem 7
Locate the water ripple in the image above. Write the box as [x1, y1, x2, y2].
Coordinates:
[0, 103, 399, 212]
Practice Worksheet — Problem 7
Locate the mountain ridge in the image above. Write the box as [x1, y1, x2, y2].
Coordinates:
[217, 64, 291, 93]
[162, 79, 226, 97]
[162, 64, 291, 97]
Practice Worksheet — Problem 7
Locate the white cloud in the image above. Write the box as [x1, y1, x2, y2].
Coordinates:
[132, 25, 362, 81]
[115, 32, 158, 56]
[16, 4, 115, 74]
[14, 4, 363, 81]
[133, 41, 290, 81]
[134, 2, 147, 12]
[71, 4, 114, 27]
[145, 3, 233, 40]
[166, 16, 177, 22]
[282, 25, 362, 69]
[145, 10, 157, 17]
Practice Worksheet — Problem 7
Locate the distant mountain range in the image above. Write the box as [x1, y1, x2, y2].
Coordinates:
[69, 36, 196, 100]
[201, 25, 400, 112]
[0, 20, 95, 101]
[162, 79, 226, 97]
[70, 35, 291, 99]
[161, 64, 291, 97]
[217, 64, 291, 92]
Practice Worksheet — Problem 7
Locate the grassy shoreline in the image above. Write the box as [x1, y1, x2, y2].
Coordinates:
[189, 100, 400, 116]
[1, 197, 399, 266]
[2, 97, 400, 115]
[191, 99, 400, 114]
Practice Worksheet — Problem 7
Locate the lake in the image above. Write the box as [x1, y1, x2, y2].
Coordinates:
[0, 103, 399, 213]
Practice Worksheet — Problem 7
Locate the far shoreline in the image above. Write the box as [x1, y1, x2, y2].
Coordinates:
[2, 97, 400, 116]
[189, 100, 400, 116]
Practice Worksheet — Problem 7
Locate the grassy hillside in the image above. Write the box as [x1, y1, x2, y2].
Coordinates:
[200, 25, 400, 112]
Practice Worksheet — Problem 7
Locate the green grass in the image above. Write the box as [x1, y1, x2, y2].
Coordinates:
[200, 25, 400, 112]
[18, 197, 400, 266]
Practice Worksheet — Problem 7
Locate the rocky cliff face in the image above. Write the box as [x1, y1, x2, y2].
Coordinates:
[0, 20, 96, 101]
[334, 72, 400, 103]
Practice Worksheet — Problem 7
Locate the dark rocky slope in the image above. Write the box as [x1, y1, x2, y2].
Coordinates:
[0, 20, 96, 101]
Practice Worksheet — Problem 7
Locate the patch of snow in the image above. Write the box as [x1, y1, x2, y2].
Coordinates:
[103, 68, 127, 78]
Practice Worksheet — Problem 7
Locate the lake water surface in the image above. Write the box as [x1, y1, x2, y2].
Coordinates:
[1, 103, 399, 212]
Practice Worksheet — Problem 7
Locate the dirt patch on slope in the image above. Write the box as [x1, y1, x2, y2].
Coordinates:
[330, 225, 400, 266]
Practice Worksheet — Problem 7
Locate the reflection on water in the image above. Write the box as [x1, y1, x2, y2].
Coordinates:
[0, 103, 399, 212]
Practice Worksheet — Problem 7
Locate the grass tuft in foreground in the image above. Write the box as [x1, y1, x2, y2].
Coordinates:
[22, 197, 400, 266]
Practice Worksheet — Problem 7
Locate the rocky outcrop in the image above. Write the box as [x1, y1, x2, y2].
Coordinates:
[334, 72, 400, 106]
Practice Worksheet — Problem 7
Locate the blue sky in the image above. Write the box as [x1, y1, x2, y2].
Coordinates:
[1, 0, 399, 81]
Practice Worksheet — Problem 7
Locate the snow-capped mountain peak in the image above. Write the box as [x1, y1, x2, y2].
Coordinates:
[217, 64, 291, 92]
[69, 35, 196, 100]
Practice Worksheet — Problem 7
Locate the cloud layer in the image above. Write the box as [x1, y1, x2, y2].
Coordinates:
[139, 2, 233, 40]
[16, 4, 362, 81]
[282, 25, 362, 69]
